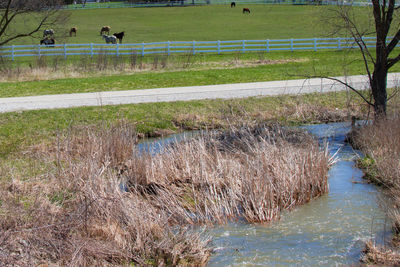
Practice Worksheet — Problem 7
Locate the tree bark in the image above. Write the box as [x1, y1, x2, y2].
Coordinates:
[371, 67, 388, 118]
[371, 31, 388, 118]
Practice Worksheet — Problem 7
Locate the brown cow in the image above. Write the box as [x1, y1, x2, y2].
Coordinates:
[69, 27, 77, 37]
[243, 8, 250, 14]
[100, 26, 111, 35]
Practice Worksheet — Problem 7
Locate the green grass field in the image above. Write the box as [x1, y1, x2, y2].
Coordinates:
[11, 5, 331, 45]
[2, 49, 400, 97]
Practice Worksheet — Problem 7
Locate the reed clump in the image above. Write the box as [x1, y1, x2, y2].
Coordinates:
[0, 123, 210, 266]
[125, 124, 332, 224]
[0, 122, 332, 265]
[350, 116, 400, 264]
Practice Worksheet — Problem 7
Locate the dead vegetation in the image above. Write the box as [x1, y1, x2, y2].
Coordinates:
[0, 122, 332, 265]
[350, 116, 400, 264]
[172, 102, 363, 132]
[0, 54, 306, 83]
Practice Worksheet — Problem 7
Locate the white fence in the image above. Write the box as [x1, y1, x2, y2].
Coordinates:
[0, 37, 387, 61]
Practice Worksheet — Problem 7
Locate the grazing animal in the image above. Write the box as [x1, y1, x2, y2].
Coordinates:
[242, 7, 250, 13]
[100, 26, 111, 35]
[43, 29, 54, 37]
[231, 2, 235, 7]
[40, 38, 55, 46]
[69, 27, 77, 37]
[113, 32, 125, 44]
[102, 34, 117, 44]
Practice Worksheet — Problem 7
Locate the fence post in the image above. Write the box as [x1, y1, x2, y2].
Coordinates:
[167, 41, 170, 55]
[11, 45, 15, 61]
[116, 43, 119, 57]
[38, 44, 41, 58]
[217, 40, 221, 54]
[313, 38, 317, 52]
[337, 37, 341, 50]
[242, 40, 245, 53]
[192, 40, 196, 55]
[290, 38, 294, 52]
[64, 43, 67, 59]
[141, 42, 145, 56]
[266, 39, 270, 52]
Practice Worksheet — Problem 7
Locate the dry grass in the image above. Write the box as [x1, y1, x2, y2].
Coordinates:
[351, 115, 400, 264]
[361, 241, 400, 266]
[0, 122, 332, 265]
[351, 116, 400, 187]
[172, 102, 362, 132]
[0, 55, 304, 83]
[0, 123, 211, 266]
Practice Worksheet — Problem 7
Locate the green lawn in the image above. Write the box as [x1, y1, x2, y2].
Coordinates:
[9, 5, 332, 45]
[1, 49, 400, 97]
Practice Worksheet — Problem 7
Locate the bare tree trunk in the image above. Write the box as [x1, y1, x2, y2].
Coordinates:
[369, 2, 389, 118]
[371, 66, 388, 117]
[371, 34, 388, 117]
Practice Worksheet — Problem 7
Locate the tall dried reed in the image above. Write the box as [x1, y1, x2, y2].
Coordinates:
[0, 123, 210, 266]
[125, 125, 332, 224]
[0, 122, 332, 265]
[352, 116, 400, 265]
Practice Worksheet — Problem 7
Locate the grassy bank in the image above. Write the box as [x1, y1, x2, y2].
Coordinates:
[0, 122, 332, 266]
[2, 49, 400, 97]
[350, 116, 400, 265]
[0, 89, 369, 158]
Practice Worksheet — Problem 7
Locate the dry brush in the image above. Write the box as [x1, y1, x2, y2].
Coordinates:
[0, 122, 332, 266]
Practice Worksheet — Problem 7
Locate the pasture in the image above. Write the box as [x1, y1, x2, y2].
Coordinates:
[10, 5, 330, 45]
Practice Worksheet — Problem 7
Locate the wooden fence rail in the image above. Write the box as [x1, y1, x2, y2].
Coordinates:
[0, 37, 390, 61]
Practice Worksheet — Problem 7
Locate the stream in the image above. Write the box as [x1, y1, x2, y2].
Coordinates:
[138, 122, 389, 266]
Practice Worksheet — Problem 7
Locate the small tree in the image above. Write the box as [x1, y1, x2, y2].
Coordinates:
[0, 0, 69, 46]
[327, 0, 400, 118]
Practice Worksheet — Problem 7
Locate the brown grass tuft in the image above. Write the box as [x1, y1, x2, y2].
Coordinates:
[361, 241, 400, 266]
[0, 122, 332, 265]
[351, 115, 400, 265]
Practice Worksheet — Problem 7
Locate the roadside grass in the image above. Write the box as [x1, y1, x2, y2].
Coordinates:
[2, 49, 400, 97]
[0, 88, 370, 158]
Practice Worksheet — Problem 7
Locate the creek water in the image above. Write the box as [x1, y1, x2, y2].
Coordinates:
[208, 122, 389, 266]
[137, 122, 389, 266]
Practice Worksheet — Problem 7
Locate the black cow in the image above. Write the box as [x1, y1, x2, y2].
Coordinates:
[113, 32, 125, 44]
[40, 38, 55, 46]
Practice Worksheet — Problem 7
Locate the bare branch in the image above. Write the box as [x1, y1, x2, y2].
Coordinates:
[0, 0, 68, 46]
[388, 87, 400, 101]
[386, 28, 400, 54]
[387, 53, 400, 69]
[307, 75, 374, 107]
